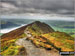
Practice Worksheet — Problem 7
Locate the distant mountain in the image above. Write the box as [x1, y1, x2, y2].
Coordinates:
[0, 21, 20, 29]
[1, 21, 74, 56]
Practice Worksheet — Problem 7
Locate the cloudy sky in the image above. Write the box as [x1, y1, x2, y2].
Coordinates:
[0, 0, 74, 17]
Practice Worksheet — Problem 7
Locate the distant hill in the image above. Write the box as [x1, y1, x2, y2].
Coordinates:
[0, 21, 20, 29]
[1, 21, 74, 56]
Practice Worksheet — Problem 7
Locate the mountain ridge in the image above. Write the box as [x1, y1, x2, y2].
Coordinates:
[1, 21, 54, 40]
[1, 21, 74, 55]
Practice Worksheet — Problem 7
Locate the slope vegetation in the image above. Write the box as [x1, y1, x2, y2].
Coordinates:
[1, 21, 74, 55]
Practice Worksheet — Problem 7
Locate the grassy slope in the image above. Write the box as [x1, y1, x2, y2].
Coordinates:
[1, 33, 27, 55]
[26, 25, 74, 52]
[42, 32, 74, 51]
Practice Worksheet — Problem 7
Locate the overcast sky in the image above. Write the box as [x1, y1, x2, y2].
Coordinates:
[0, 0, 74, 16]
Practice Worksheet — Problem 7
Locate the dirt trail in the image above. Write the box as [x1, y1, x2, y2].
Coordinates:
[15, 38, 61, 56]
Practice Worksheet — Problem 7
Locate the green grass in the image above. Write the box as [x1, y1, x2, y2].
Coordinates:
[51, 26, 75, 37]
[1, 33, 27, 55]
[1, 45, 22, 55]
[0, 33, 3, 36]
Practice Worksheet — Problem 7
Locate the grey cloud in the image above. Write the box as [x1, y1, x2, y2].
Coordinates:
[0, 0, 74, 15]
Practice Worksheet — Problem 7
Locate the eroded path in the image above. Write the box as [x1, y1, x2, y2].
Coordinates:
[15, 38, 61, 56]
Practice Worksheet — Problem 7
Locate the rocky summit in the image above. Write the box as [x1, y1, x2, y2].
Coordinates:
[1, 21, 74, 56]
